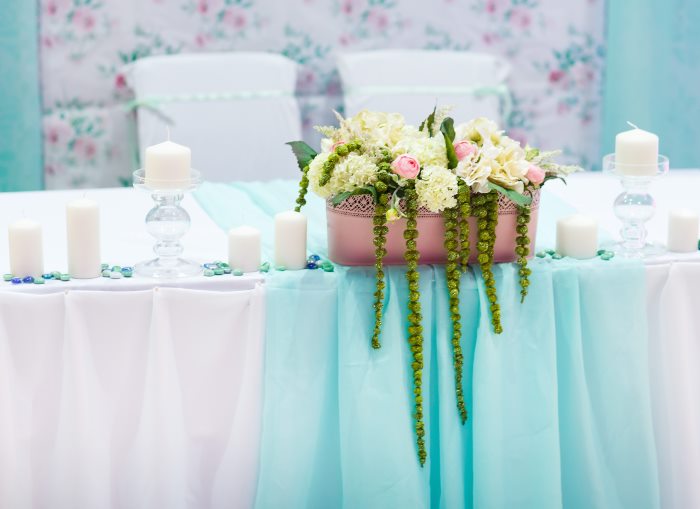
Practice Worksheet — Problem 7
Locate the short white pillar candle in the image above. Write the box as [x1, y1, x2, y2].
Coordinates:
[228, 225, 261, 272]
[667, 209, 699, 253]
[274, 211, 307, 270]
[615, 126, 659, 176]
[144, 140, 192, 189]
[8, 219, 44, 277]
[66, 198, 101, 278]
[556, 214, 599, 259]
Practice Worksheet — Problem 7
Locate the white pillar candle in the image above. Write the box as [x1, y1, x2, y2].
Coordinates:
[556, 214, 599, 259]
[66, 198, 101, 278]
[615, 126, 659, 176]
[274, 211, 307, 270]
[667, 209, 699, 253]
[228, 226, 261, 272]
[8, 219, 43, 277]
[144, 140, 191, 188]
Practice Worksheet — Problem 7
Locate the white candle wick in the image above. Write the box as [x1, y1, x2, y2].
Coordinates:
[626, 120, 640, 130]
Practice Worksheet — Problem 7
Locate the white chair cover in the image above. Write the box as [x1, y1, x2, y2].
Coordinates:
[128, 52, 302, 182]
[337, 50, 511, 126]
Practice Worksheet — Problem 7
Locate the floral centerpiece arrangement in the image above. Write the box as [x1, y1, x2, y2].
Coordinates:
[288, 109, 578, 465]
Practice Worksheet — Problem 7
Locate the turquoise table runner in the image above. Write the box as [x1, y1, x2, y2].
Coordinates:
[195, 181, 659, 509]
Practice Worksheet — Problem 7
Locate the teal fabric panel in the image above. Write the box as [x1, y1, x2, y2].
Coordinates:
[194, 181, 660, 508]
[0, 0, 43, 191]
[602, 0, 700, 168]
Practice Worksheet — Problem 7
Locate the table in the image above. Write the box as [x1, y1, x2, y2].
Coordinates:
[0, 173, 698, 509]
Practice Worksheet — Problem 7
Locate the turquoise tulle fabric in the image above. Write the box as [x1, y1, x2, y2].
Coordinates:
[195, 181, 659, 509]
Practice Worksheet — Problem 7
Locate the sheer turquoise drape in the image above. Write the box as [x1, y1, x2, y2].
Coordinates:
[0, 0, 43, 191]
[602, 0, 700, 167]
[195, 181, 659, 508]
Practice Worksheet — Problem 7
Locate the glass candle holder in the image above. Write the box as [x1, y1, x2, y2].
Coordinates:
[132, 169, 202, 278]
[602, 154, 669, 258]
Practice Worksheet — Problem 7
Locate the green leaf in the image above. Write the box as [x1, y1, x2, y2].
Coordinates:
[286, 141, 318, 171]
[543, 175, 567, 185]
[419, 106, 437, 136]
[330, 186, 376, 206]
[487, 181, 533, 206]
[440, 117, 458, 170]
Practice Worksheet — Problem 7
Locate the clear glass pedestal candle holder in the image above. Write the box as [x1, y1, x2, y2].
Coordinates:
[602, 154, 669, 258]
[132, 169, 202, 278]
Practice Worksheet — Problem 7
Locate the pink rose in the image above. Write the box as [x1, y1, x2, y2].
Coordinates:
[391, 155, 420, 179]
[453, 141, 477, 161]
[526, 165, 545, 185]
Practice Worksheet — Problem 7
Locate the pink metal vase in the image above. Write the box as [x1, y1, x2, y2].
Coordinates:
[327, 191, 540, 266]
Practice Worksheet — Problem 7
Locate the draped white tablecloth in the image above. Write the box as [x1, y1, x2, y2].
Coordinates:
[0, 173, 699, 508]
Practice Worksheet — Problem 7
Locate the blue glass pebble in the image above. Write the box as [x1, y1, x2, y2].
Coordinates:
[34, 277, 45, 284]
[121, 266, 133, 272]
[308, 254, 321, 262]
[11, 277, 21, 285]
[306, 262, 318, 270]
[203, 268, 215, 277]
[203, 263, 218, 270]
[3, 274, 13, 281]
[233, 269, 243, 276]
[42, 273, 54, 280]
[102, 269, 111, 277]
[22, 276, 34, 284]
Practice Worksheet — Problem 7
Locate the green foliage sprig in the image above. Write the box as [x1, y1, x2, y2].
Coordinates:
[444, 206, 467, 424]
[372, 192, 390, 349]
[404, 187, 426, 466]
[515, 205, 532, 303]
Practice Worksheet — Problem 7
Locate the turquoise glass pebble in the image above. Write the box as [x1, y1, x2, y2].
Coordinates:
[218, 262, 230, 269]
[545, 249, 556, 255]
[276, 265, 287, 272]
[109, 271, 123, 279]
[111, 266, 121, 273]
[34, 277, 45, 284]
[536, 251, 547, 258]
[213, 260, 223, 266]
[214, 268, 224, 275]
[551, 253, 563, 260]
[101, 263, 109, 270]
[600, 252, 614, 261]
[122, 271, 133, 278]
[102, 270, 111, 277]
[597, 249, 606, 256]
[233, 269, 243, 276]
[3, 274, 13, 281]
[223, 267, 232, 274]
[51, 271, 61, 279]
[203, 268, 215, 277]
[321, 263, 334, 273]
[60, 274, 71, 281]
[42, 273, 54, 280]
[259, 262, 270, 273]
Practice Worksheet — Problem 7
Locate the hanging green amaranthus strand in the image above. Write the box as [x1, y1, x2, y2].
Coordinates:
[294, 165, 310, 212]
[404, 187, 426, 466]
[319, 139, 362, 187]
[371, 189, 390, 349]
[474, 192, 503, 334]
[444, 206, 468, 424]
[457, 181, 471, 273]
[515, 205, 532, 303]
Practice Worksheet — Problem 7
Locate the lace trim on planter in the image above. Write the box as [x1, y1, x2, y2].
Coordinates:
[327, 191, 540, 217]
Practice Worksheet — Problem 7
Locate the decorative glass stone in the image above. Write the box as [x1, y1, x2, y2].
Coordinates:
[109, 271, 123, 279]
[203, 268, 215, 276]
[51, 271, 61, 279]
[223, 267, 232, 274]
[203, 263, 218, 270]
[259, 262, 270, 273]
[308, 254, 321, 262]
[34, 277, 45, 284]
[600, 252, 614, 261]
[214, 268, 224, 275]
[11, 277, 21, 284]
[536, 251, 547, 258]
[545, 249, 556, 255]
[111, 266, 122, 273]
[321, 263, 335, 272]
[102, 269, 111, 277]
[233, 269, 243, 276]
[3, 274, 13, 281]
[22, 276, 34, 284]
[597, 249, 606, 256]
[42, 273, 54, 280]
[101, 263, 109, 270]
[218, 262, 230, 269]
[306, 262, 318, 269]
[276, 265, 287, 271]
[213, 260, 223, 266]
[60, 274, 71, 281]
[551, 253, 563, 260]
[121, 266, 134, 272]
[122, 270, 133, 278]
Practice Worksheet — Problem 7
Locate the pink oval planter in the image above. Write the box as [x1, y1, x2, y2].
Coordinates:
[327, 191, 540, 266]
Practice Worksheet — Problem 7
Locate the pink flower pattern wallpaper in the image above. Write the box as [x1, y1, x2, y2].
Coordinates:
[39, 0, 605, 189]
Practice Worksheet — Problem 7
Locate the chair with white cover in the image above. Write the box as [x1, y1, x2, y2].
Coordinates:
[128, 52, 301, 182]
[337, 50, 511, 126]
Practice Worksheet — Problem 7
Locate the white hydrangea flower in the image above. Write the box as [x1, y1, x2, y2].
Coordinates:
[307, 152, 333, 198]
[391, 127, 448, 168]
[415, 165, 459, 213]
[308, 152, 378, 199]
[337, 110, 407, 148]
[454, 117, 503, 147]
[456, 158, 492, 194]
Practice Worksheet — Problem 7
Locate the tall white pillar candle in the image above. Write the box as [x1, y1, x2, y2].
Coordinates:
[228, 226, 261, 272]
[67, 198, 101, 278]
[556, 214, 599, 259]
[8, 219, 44, 277]
[144, 140, 191, 188]
[615, 127, 659, 176]
[274, 211, 307, 270]
[667, 209, 699, 253]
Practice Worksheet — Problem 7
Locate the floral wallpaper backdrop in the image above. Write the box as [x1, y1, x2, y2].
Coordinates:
[40, 0, 605, 189]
